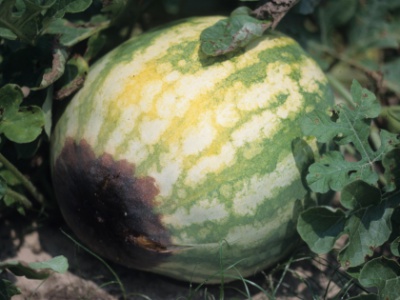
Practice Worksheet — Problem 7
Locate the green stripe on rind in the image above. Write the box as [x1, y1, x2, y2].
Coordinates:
[51, 16, 333, 283]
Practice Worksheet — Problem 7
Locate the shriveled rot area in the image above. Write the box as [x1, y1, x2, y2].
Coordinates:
[52, 138, 173, 269]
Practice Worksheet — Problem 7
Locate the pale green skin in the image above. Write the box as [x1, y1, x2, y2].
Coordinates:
[51, 16, 332, 283]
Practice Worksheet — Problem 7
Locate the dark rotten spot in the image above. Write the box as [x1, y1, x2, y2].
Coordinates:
[53, 138, 172, 269]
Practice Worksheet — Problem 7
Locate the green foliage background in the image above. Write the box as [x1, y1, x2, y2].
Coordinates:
[0, 0, 399, 299]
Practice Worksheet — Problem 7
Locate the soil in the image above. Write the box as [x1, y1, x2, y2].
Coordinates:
[1, 215, 362, 300]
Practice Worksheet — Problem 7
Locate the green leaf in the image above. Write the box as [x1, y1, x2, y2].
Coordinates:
[359, 257, 400, 298]
[3, 194, 16, 207]
[0, 279, 21, 299]
[345, 265, 364, 279]
[0, 0, 92, 44]
[200, 7, 271, 57]
[29, 256, 69, 274]
[380, 106, 400, 133]
[45, 0, 93, 18]
[381, 278, 400, 300]
[317, 0, 358, 45]
[2, 106, 45, 143]
[0, 256, 69, 280]
[301, 80, 400, 193]
[84, 32, 107, 62]
[163, 0, 181, 14]
[348, 0, 400, 52]
[0, 27, 17, 40]
[305, 151, 379, 193]
[299, 182, 395, 268]
[348, 79, 381, 119]
[16, 206, 25, 215]
[300, 110, 338, 144]
[383, 148, 400, 192]
[0, 169, 20, 187]
[101, 0, 129, 21]
[0, 176, 7, 198]
[295, 0, 322, 14]
[33, 45, 68, 90]
[297, 206, 346, 254]
[0, 84, 45, 144]
[382, 58, 400, 96]
[301, 80, 380, 142]
[44, 16, 110, 47]
[391, 236, 400, 256]
[340, 181, 381, 210]
[276, 12, 319, 51]
[0, 0, 56, 43]
[291, 137, 315, 186]
[54, 55, 88, 100]
[14, 137, 42, 159]
[338, 199, 393, 267]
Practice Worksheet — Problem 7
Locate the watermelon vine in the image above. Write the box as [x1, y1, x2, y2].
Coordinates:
[298, 80, 400, 299]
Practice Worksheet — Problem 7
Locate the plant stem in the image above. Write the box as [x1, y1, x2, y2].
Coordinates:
[326, 74, 355, 108]
[252, 0, 300, 29]
[0, 153, 45, 206]
[5, 188, 32, 209]
[272, 257, 292, 298]
[0, 18, 32, 44]
[320, 44, 399, 95]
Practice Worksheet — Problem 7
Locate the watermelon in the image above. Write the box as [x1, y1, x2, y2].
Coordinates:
[51, 16, 332, 283]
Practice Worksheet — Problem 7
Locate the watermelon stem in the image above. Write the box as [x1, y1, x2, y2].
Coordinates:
[326, 74, 355, 108]
[272, 256, 293, 298]
[4, 187, 32, 209]
[0, 152, 45, 207]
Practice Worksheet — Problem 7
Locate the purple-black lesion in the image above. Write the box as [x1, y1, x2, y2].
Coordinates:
[52, 138, 172, 269]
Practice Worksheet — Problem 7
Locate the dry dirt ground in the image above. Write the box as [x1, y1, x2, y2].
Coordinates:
[1, 215, 362, 300]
